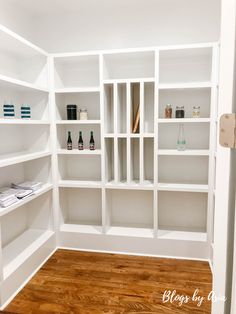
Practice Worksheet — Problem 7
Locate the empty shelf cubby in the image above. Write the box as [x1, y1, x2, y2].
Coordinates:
[106, 189, 154, 229]
[159, 47, 212, 84]
[59, 187, 102, 226]
[54, 55, 99, 89]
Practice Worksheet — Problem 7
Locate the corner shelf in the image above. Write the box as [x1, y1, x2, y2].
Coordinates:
[0, 183, 53, 217]
[3, 229, 54, 280]
[0, 150, 51, 168]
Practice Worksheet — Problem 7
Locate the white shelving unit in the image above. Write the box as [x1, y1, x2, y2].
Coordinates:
[0, 25, 55, 307]
[54, 43, 218, 264]
[0, 24, 219, 309]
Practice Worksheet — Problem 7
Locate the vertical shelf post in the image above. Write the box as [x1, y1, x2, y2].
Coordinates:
[113, 83, 119, 183]
[154, 49, 160, 237]
[49, 55, 60, 241]
[126, 83, 131, 184]
[99, 54, 107, 234]
[207, 44, 219, 245]
[140, 82, 144, 184]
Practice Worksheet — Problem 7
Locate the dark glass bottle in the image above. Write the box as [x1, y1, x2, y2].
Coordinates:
[89, 131, 95, 150]
[78, 131, 84, 150]
[67, 131, 72, 150]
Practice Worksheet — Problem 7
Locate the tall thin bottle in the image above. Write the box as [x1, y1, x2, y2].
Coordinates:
[67, 131, 72, 150]
[177, 124, 186, 151]
[89, 131, 95, 150]
[78, 131, 84, 150]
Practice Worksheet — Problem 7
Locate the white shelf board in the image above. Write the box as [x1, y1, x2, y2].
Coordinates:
[0, 74, 49, 93]
[0, 150, 51, 168]
[130, 133, 141, 138]
[158, 183, 209, 192]
[56, 120, 101, 125]
[55, 87, 100, 93]
[107, 226, 154, 238]
[158, 118, 211, 123]
[0, 119, 50, 125]
[158, 149, 210, 156]
[0, 24, 47, 57]
[58, 180, 102, 188]
[105, 180, 154, 190]
[158, 82, 212, 90]
[57, 149, 101, 155]
[103, 77, 155, 84]
[104, 134, 115, 138]
[143, 133, 155, 138]
[3, 229, 54, 279]
[0, 183, 53, 217]
[104, 133, 154, 138]
[60, 223, 102, 235]
[158, 229, 207, 242]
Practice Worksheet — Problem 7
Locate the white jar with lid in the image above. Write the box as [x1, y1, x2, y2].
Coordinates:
[79, 109, 88, 120]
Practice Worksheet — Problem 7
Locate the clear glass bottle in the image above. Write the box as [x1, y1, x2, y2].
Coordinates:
[193, 106, 200, 118]
[177, 124, 186, 151]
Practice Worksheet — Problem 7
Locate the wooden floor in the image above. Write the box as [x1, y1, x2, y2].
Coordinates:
[3, 249, 212, 313]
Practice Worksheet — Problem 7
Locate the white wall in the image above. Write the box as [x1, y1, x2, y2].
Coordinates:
[0, 0, 37, 44]
[0, 0, 221, 53]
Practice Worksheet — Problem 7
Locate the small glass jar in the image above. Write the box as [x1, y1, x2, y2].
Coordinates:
[175, 106, 185, 118]
[67, 104, 77, 120]
[165, 105, 172, 118]
[193, 106, 200, 118]
[79, 109, 88, 120]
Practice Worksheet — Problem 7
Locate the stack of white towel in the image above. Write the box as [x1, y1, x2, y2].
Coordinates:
[0, 181, 43, 208]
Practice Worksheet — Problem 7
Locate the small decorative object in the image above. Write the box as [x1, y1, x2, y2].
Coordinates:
[177, 124, 186, 151]
[165, 104, 172, 118]
[21, 105, 31, 119]
[89, 131, 95, 150]
[193, 106, 200, 118]
[67, 104, 77, 120]
[79, 109, 88, 120]
[175, 106, 185, 118]
[132, 107, 140, 133]
[78, 131, 84, 150]
[67, 131, 72, 150]
[3, 101, 15, 118]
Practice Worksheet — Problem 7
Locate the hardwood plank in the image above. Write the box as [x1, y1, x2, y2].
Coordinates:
[2, 249, 212, 313]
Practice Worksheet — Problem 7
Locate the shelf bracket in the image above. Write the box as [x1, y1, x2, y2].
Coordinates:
[219, 114, 236, 148]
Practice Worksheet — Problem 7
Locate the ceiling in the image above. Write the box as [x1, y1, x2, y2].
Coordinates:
[1, 0, 221, 53]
